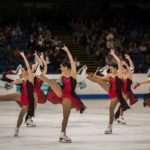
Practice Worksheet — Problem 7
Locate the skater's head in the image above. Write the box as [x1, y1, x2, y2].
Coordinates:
[21, 66, 28, 76]
[21, 68, 27, 76]
[31, 63, 36, 72]
[121, 64, 128, 74]
[28, 61, 37, 73]
[119, 60, 129, 74]
[60, 59, 71, 73]
[109, 63, 118, 73]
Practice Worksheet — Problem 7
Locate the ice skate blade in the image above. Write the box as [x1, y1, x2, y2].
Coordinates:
[26, 124, 36, 128]
[117, 121, 126, 125]
[105, 130, 112, 134]
[59, 138, 72, 143]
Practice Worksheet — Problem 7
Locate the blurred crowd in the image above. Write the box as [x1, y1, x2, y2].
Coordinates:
[0, 4, 149, 73]
[70, 6, 150, 73]
[0, 19, 66, 73]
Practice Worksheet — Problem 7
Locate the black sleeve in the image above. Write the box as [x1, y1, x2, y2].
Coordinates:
[25, 81, 35, 122]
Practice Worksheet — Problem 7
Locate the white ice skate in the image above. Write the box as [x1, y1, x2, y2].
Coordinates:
[94, 67, 100, 75]
[105, 128, 112, 134]
[105, 125, 112, 134]
[4, 83, 13, 90]
[59, 132, 72, 143]
[117, 117, 126, 125]
[0, 72, 6, 80]
[35, 64, 42, 76]
[14, 64, 22, 76]
[77, 65, 87, 74]
[14, 127, 19, 137]
[26, 119, 36, 127]
[16, 64, 22, 75]
[79, 67, 88, 79]
[95, 65, 109, 76]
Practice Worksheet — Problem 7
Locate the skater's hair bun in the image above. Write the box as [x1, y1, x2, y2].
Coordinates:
[61, 59, 71, 69]
[109, 63, 118, 70]
[22, 65, 28, 71]
[122, 65, 127, 69]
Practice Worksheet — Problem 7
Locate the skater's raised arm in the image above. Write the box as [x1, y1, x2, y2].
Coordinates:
[110, 49, 132, 77]
[40, 52, 47, 74]
[20, 51, 32, 73]
[110, 49, 121, 69]
[34, 51, 43, 66]
[110, 49, 124, 76]
[124, 54, 134, 72]
[62, 45, 76, 78]
[121, 61, 132, 79]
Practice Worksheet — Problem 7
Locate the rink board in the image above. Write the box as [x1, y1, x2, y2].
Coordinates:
[0, 74, 149, 99]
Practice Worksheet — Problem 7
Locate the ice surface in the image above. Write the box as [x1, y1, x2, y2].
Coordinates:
[0, 100, 150, 150]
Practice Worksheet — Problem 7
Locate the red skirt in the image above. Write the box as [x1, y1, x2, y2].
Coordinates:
[47, 90, 81, 111]
[122, 88, 128, 95]
[108, 89, 117, 99]
[122, 90, 137, 105]
[21, 93, 28, 106]
[47, 90, 62, 104]
[61, 91, 81, 111]
[146, 97, 150, 107]
[128, 91, 137, 105]
[34, 88, 46, 104]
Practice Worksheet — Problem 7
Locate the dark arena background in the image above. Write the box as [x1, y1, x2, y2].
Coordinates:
[0, 1, 150, 150]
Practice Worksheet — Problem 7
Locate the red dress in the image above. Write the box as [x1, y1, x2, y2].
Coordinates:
[143, 93, 150, 107]
[34, 77, 46, 104]
[46, 89, 62, 104]
[147, 98, 150, 107]
[121, 78, 128, 95]
[20, 80, 29, 106]
[47, 76, 82, 111]
[121, 78, 137, 105]
[108, 76, 117, 99]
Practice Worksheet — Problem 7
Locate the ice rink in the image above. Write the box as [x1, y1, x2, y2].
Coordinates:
[0, 100, 150, 150]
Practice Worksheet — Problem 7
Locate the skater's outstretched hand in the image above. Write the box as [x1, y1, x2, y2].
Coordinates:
[124, 54, 130, 60]
[109, 49, 116, 56]
[40, 52, 44, 59]
[34, 51, 38, 55]
[20, 51, 25, 57]
[134, 82, 140, 89]
[62, 45, 69, 52]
